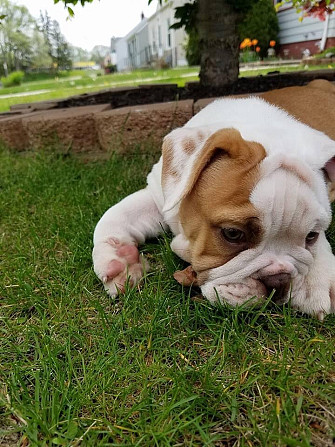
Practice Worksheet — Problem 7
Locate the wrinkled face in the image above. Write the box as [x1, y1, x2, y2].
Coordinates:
[178, 130, 331, 307]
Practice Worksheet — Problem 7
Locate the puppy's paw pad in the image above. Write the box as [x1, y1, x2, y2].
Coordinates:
[93, 239, 149, 296]
[103, 259, 125, 283]
[103, 258, 148, 297]
[116, 244, 139, 264]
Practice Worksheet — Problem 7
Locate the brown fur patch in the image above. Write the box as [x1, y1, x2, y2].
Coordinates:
[161, 136, 179, 185]
[182, 137, 197, 154]
[261, 82, 335, 141]
[306, 79, 335, 94]
[261, 80, 335, 202]
[179, 129, 266, 276]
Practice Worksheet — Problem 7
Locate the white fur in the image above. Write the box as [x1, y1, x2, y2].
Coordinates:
[93, 97, 335, 317]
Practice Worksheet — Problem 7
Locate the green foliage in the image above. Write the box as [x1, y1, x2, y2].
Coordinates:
[54, 0, 96, 16]
[170, 1, 197, 32]
[239, 0, 279, 59]
[185, 29, 200, 66]
[0, 0, 35, 75]
[22, 70, 71, 82]
[1, 70, 24, 87]
[40, 11, 73, 71]
[315, 45, 335, 57]
[278, 0, 335, 20]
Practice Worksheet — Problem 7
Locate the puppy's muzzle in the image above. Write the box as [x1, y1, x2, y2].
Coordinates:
[259, 272, 291, 304]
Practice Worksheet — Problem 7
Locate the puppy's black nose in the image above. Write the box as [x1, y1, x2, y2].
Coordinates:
[260, 273, 291, 303]
[261, 273, 291, 290]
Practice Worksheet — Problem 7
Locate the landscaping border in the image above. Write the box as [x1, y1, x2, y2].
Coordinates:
[2, 69, 335, 152]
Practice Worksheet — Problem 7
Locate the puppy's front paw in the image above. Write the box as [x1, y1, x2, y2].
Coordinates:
[93, 238, 149, 296]
[290, 280, 333, 321]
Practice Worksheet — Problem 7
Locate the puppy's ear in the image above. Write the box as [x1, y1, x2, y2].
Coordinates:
[161, 126, 211, 212]
[162, 127, 265, 212]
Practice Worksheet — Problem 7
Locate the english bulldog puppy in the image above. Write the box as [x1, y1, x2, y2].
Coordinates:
[93, 80, 335, 320]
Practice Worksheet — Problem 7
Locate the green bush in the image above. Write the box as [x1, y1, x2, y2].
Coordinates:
[23, 70, 71, 82]
[1, 70, 24, 87]
[315, 46, 335, 58]
[239, 0, 279, 60]
[186, 29, 200, 66]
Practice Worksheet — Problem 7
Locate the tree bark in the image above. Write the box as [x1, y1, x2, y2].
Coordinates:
[197, 0, 240, 87]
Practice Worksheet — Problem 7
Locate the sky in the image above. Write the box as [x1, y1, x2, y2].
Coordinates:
[16, 0, 158, 51]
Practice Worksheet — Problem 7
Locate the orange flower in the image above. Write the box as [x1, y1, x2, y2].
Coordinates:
[252, 39, 258, 46]
[269, 40, 276, 47]
[240, 38, 250, 49]
[255, 46, 261, 53]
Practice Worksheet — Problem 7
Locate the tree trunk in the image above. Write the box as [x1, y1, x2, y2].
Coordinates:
[197, 0, 240, 87]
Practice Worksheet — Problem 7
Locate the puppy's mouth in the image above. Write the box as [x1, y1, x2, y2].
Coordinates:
[173, 266, 293, 306]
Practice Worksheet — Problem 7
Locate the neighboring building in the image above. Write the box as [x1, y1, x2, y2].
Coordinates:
[115, 37, 129, 71]
[110, 37, 120, 66]
[147, 0, 188, 68]
[115, 0, 188, 72]
[115, 15, 149, 71]
[275, 1, 335, 58]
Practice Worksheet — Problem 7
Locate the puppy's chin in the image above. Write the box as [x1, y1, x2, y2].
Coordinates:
[200, 277, 268, 307]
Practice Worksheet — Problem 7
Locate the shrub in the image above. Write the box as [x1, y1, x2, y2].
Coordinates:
[315, 46, 335, 58]
[1, 70, 24, 87]
[238, 0, 279, 59]
[186, 29, 200, 66]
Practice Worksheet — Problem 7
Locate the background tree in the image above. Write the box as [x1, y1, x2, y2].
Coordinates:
[71, 45, 90, 63]
[40, 11, 72, 71]
[90, 45, 110, 66]
[0, 0, 34, 75]
[29, 27, 53, 70]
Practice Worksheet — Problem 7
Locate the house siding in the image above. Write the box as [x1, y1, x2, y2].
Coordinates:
[116, 0, 188, 71]
[277, 5, 335, 58]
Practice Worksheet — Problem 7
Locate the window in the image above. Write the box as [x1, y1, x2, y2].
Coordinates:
[167, 18, 171, 48]
[158, 25, 162, 47]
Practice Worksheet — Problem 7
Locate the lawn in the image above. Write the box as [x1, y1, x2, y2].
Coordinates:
[0, 63, 334, 113]
[1, 144, 334, 446]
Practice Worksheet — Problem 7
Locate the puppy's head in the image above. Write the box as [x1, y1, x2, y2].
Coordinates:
[162, 124, 335, 309]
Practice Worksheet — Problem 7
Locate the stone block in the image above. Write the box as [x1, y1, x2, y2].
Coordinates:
[0, 112, 42, 150]
[23, 104, 111, 152]
[95, 99, 194, 152]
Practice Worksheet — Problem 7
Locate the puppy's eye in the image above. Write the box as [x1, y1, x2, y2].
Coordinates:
[221, 228, 246, 243]
[306, 231, 319, 245]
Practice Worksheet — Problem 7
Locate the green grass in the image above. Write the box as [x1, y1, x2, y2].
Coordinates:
[0, 67, 200, 113]
[0, 63, 334, 114]
[1, 145, 335, 446]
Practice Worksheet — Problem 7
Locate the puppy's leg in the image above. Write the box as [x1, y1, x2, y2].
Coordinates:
[290, 233, 335, 319]
[93, 187, 166, 296]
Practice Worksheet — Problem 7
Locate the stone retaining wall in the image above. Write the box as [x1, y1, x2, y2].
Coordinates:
[2, 70, 335, 152]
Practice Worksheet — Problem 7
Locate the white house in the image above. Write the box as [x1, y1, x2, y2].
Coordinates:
[115, 16, 150, 71]
[147, 0, 188, 68]
[275, 1, 335, 58]
[115, 0, 188, 72]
